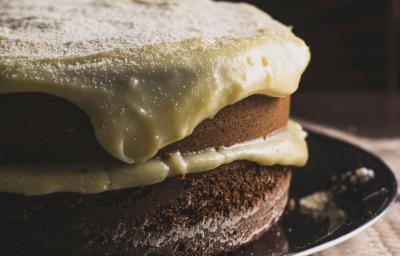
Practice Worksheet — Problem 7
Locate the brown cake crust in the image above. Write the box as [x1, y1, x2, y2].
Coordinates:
[160, 95, 290, 156]
[0, 94, 292, 255]
[0, 93, 289, 163]
[0, 161, 291, 256]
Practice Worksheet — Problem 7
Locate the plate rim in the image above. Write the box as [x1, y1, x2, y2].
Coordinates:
[287, 128, 398, 256]
[290, 201, 395, 256]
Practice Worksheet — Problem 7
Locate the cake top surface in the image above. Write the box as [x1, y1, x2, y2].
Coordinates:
[0, 0, 287, 59]
[0, 0, 309, 164]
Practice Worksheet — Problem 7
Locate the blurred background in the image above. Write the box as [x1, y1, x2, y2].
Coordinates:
[228, 0, 400, 137]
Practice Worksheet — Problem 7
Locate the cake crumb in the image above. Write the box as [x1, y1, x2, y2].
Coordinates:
[299, 191, 330, 213]
[287, 198, 296, 211]
[350, 167, 375, 184]
[299, 191, 346, 228]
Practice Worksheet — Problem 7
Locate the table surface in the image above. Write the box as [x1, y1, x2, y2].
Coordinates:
[302, 121, 400, 256]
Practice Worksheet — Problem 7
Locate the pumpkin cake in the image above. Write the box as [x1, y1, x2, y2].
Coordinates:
[0, 0, 310, 255]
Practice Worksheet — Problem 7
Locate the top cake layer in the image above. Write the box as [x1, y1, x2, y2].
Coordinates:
[0, 0, 310, 164]
[3, 0, 295, 58]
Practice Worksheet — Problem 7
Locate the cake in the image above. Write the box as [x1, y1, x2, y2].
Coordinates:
[0, 0, 310, 255]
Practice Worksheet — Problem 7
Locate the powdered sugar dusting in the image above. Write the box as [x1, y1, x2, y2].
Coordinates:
[141, 193, 286, 252]
[0, 0, 284, 59]
[0, 0, 310, 167]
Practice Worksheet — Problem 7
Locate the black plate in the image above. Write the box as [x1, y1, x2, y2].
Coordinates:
[227, 129, 398, 256]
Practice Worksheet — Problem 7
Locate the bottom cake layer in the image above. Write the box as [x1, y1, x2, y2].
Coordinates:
[0, 161, 291, 256]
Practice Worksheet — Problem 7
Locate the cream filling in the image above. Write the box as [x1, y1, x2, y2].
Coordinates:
[0, 120, 307, 196]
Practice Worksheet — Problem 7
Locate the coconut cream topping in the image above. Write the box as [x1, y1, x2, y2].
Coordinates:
[0, 0, 310, 164]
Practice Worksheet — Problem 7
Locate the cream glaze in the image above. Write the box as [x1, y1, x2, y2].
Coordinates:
[0, 121, 307, 195]
[0, 0, 310, 164]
